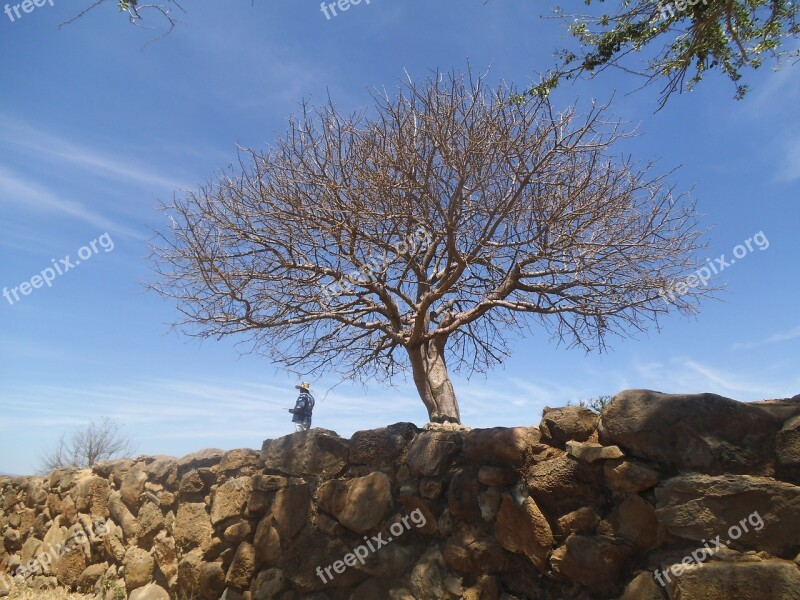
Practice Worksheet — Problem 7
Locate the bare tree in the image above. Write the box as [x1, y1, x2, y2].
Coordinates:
[40, 418, 137, 472]
[150, 69, 710, 423]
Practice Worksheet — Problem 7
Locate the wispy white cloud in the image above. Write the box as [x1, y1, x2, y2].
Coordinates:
[632, 356, 797, 399]
[0, 166, 143, 239]
[0, 114, 188, 191]
[732, 325, 800, 350]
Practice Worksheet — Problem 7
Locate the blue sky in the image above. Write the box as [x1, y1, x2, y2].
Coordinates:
[1, 1, 798, 475]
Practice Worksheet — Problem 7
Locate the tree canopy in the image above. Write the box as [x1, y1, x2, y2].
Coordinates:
[520, 0, 799, 108]
[150, 70, 709, 423]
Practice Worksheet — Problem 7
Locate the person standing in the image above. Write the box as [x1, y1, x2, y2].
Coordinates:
[289, 382, 315, 432]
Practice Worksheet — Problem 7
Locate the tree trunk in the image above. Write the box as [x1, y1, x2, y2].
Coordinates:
[407, 338, 460, 423]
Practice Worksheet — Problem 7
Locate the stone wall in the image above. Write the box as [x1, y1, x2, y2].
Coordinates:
[1, 389, 800, 600]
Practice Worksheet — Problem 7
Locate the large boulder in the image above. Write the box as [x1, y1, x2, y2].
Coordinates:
[107, 491, 138, 541]
[549, 535, 635, 594]
[599, 390, 782, 474]
[405, 430, 463, 477]
[776, 415, 800, 483]
[210, 477, 252, 525]
[350, 423, 419, 467]
[662, 556, 800, 599]
[271, 484, 311, 540]
[174, 503, 213, 551]
[525, 455, 604, 515]
[317, 472, 392, 534]
[463, 427, 540, 466]
[261, 429, 348, 478]
[129, 583, 171, 600]
[539, 406, 598, 448]
[494, 495, 554, 572]
[655, 473, 800, 555]
[70, 476, 109, 518]
[226, 542, 256, 590]
[123, 546, 154, 593]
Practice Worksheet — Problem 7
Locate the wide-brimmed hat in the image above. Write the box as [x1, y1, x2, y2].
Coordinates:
[295, 382, 311, 391]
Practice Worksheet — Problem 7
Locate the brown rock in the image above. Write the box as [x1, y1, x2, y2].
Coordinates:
[463, 427, 540, 466]
[271, 484, 310, 540]
[108, 491, 138, 541]
[525, 455, 604, 515]
[253, 517, 282, 567]
[252, 568, 285, 599]
[777, 415, 800, 482]
[477, 467, 518, 487]
[174, 503, 213, 551]
[318, 472, 392, 534]
[211, 477, 252, 525]
[664, 557, 800, 599]
[405, 430, 463, 477]
[223, 520, 253, 545]
[495, 495, 554, 571]
[604, 459, 660, 493]
[448, 468, 482, 522]
[409, 547, 450, 600]
[549, 535, 635, 593]
[137, 502, 165, 547]
[152, 533, 177, 583]
[261, 429, 348, 478]
[123, 546, 154, 592]
[350, 423, 419, 467]
[419, 478, 443, 500]
[566, 440, 624, 462]
[478, 488, 501, 522]
[176, 548, 203, 599]
[226, 542, 256, 590]
[129, 583, 171, 600]
[120, 467, 148, 514]
[76, 562, 108, 593]
[599, 389, 781, 475]
[220, 448, 263, 473]
[176, 449, 224, 475]
[618, 571, 665, 600]
[199, 561, 226, 600]
[54, 547, 86, 588]
[597, 494, 658, 550]
[540, 406, 599, 448]
[557, 507, 601, 537]
[443, 524, 509, 573]
[398, 497, 438, 535]
[655, 473, 800, 555]
[71, 476, 109, 518]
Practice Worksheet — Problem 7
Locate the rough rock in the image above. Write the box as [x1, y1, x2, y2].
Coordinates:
[405, 430, 463, 477]
[261, 429, 348, 478]
[549, 535, 635, 593]
[226, 542, 256, 590]
[603, 459, 660, 493]
[557, 507, 601, 537]
[174, 503, 213, 551]
[539, 406, 599, 448]
[350, 423, 418, 467]
[655, 473, 800, 554]
[663, 557, 800, 599]
[129, 583, 171, 600]
[317, 472, 392, 534]
[565, 440, 624, 462]
[599, 389, 782, 474]
[211, 477, 252, 525]
[271, 484, 310, 540]
[463, 427, 540, 466]
[123, 546, 154, 592]
[495, 495, 554, 572]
